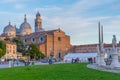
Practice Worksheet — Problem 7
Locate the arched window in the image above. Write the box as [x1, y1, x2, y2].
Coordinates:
[25, 39, 27, 42]
[32, 38, 35, 42]
[58, 37, 61, 41]
[40, 37, 43, 41]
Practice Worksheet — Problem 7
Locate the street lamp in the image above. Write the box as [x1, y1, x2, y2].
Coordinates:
[50, 47, 54, 58]
[66, 47, 68, 55]
[49, 47, 54, 64]
[25, 46, 30, 66]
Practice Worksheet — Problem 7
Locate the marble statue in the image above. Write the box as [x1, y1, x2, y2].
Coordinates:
[112, 35, 117, 50]
[110, 35, 120, 68]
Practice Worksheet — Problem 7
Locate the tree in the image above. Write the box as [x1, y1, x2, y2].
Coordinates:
[0, 40, 6, 57]
[12, 37, 25, 53]
[0, 48, 3, 58]
[28, 44, 45, 60]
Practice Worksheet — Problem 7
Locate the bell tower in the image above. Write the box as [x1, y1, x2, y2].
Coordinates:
[35, 11, 43, 32]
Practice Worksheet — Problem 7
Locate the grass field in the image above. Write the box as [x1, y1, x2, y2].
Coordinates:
[0, 63, 120, 80]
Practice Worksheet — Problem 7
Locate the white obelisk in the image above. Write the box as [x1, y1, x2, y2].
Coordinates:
[97, 21, 106, 66]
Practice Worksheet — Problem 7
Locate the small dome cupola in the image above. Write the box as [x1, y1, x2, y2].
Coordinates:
[4, 21, 16, 33]
[3, 21, 16, 38]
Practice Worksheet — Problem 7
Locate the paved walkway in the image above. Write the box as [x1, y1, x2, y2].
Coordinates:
[87, 64, 120, 73]
[0, 62, 49, 68]
[0, 61, 66, 68]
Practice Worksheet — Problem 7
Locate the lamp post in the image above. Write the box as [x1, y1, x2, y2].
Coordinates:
[50, 47, 54, 58]
[25, 46, 30, 66]
[27, 53, 30, 62]
[49, 47, 54, 64]
[66, 47, 68, 55]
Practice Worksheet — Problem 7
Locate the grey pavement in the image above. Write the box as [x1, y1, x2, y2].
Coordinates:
[0, 61, 65, 68]
[0, 62, 48, 68]
[87, 64, 120, 73]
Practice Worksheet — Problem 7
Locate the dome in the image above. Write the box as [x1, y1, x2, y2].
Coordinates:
[4, 22, 16, 33]
[19, 14, 32, 36]
[3, 22, 16, 38]
[20, 22, 31, 31]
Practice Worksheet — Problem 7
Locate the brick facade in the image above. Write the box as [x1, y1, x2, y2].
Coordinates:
[73, 44, 120, 53]
[22, 29, 72, 59]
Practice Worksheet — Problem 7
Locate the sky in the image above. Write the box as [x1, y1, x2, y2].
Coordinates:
[0, 0, 120, 45]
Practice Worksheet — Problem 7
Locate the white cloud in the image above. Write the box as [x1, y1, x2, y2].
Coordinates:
[2, 0, 30, 3]
[36, 6, 62, 12]
[14, 4, 25, 9]
[110, 3, 120, 10]
[3, 0, 18, 3]
[0, 11, 35, 33]
[1, 0, 120, 45]
[33, 0, 119, 45]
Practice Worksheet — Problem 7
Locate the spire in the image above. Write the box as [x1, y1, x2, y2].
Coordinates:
[24, 14, 27, 22]
[35, 11, 43, 32]
[36, 11, 40, 16]
[9, 21, 11, 25]
[14, 24, 16, 28]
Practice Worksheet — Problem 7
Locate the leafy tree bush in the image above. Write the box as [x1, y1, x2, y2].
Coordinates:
[28, 44, 45, 60]
[0, 48, 3, 58]
[0, 40, 6, 57]
[12, 37, 25, 53]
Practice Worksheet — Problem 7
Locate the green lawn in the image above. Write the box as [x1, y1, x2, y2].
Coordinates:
[0, 63, 120, 80]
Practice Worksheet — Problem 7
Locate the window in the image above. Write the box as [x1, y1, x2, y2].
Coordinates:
[58, 37, 61, 41]
[25, 39, 27, 42]
[39, 36, 45, 43]
[40, 37, 43, 41]
[32, 38, 35, 42]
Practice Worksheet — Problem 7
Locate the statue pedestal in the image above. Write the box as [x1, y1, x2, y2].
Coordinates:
[110, 53, 120, 68]
[96, 53, 106, 66]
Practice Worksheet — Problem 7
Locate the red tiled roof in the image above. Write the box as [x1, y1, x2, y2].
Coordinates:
[73, 43, 120, 48]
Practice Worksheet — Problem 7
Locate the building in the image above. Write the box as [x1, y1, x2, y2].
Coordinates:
[73, 44, 97, 53]
[3, 41, 17, 59]
[73, 44, 120, 54]
[22, 28, 71, 59]
[0, 37, 22, 60]
[1, 12, 72, 59]
[0, 36, 5, 41]
[22, 12, 71, 59]
[1, 14, 32, 38]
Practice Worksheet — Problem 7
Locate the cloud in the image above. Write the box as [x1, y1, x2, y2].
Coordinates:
[36, 6, 63, 12]
[14, 4, 25, 9]
[1, 0, 30, 3]
[33, 0, 120, 45]
[3, 0, 18, 3]
[1, 0, 120, 45]
[0, 11, 35, 33]
[110, 3, 120, 10]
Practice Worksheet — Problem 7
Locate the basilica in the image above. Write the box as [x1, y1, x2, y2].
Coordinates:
[2, 14, 32, 38]
[1, 12, 72, 59]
